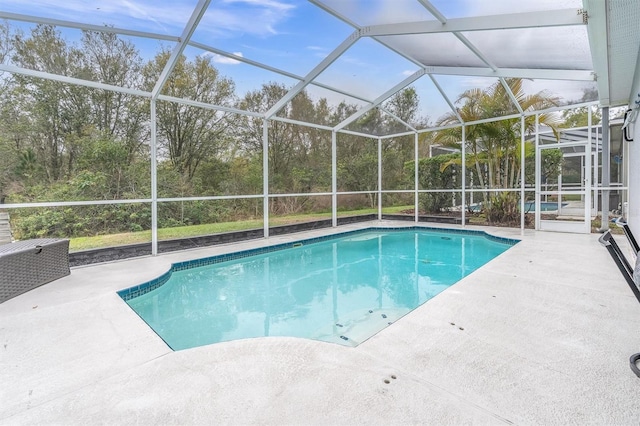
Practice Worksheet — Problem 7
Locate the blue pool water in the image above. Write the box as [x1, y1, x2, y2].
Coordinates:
[527, 201, 567, 211]
[120, 228, 517, 350]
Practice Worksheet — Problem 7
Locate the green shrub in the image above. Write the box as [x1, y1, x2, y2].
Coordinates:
[405, 154, 463, 213]
[484, 192, 531, 226]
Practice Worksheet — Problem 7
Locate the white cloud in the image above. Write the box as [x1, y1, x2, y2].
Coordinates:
[307, 45, 328, 59]
[212, 52, 244, 65]
[202, 0, 296, 37]
[1, 0, 196, 34]
[338, 55, 370, 68]
[120, 0, 167, 31]
[220, 0, 295, 14]
[2, 0, 296, 39]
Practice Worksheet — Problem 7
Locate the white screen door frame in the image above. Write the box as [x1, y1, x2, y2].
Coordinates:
[535, 139, 592, 233]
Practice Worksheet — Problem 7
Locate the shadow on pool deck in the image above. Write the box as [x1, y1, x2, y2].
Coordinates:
[1, 220, 639, 424]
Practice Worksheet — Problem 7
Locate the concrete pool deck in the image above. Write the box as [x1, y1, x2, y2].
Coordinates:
[1, 221, 639, 424]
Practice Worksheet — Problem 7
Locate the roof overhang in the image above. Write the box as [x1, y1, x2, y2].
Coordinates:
[585, 0, 640, 107]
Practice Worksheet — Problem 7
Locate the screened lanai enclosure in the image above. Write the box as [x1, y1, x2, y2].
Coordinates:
[0, 0, 638, 260]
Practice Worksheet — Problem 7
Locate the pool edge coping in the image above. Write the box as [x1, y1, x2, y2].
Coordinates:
[117, 226, 519, 302]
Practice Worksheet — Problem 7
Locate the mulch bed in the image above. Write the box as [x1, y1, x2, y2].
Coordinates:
[398, 209, 560, 229]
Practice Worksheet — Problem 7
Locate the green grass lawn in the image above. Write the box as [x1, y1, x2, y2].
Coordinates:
[58, 205, 620, 252]
[69, 206, 411, 251]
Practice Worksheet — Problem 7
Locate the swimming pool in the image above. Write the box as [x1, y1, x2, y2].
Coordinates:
[119, 227, 517, 350]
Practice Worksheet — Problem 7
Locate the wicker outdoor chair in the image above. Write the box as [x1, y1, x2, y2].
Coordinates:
[0, 238, 70, 303]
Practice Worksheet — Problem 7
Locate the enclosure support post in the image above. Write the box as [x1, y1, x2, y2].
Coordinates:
[557, 174, 563, 212]
[378, 137, 382, 221]
[263, 119, 269, 238]
[332, 131, 337, 228]
[585, 107, 593, 233]
[534, 114, 541, 230]
[592, 126, 599, 217]
[599, 106, 610, 231]
[150, 99, 158, 256]
[520, 115, 526, 235]
[414, 132, 419, 223]
[461, 125, 466, 227]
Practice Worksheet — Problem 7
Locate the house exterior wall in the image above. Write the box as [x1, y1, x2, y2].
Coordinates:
[626, 49, 640, 231]
[629, 107, 640, 231]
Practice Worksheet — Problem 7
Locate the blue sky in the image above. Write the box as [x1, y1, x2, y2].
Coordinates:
[1, 0, 595, 124]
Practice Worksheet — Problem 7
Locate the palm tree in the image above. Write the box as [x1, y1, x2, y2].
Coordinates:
[433, 78, 561, 207]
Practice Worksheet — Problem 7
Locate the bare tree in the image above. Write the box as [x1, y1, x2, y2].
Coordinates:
[81, 30, 149, 161]
[143, 50, 236, 181]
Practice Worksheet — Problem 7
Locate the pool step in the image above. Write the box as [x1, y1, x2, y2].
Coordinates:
[312, 307, 411, 347]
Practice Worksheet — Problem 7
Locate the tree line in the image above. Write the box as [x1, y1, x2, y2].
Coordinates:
[0, 22, 429, 239]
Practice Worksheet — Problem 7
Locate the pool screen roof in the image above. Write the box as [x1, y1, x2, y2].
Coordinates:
[1, 0, 639, 135]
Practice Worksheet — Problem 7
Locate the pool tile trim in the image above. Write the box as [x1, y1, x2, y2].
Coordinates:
[117, 226, 519, 301]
